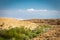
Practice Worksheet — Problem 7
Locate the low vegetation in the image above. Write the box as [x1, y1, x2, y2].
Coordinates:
[0, 25, 51, 40]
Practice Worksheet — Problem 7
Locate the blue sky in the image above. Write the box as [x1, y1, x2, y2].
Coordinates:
[0, 0, 60, 19]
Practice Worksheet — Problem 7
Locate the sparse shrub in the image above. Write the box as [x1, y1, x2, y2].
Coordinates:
[0, 25, 51, 40]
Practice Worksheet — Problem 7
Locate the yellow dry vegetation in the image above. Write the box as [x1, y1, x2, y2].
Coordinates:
[0, 18, 38, 30]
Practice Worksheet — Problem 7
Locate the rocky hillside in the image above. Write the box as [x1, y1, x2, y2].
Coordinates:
[32, 25, 60, 40]
[24, 19, 60, 40]
[0, 18, 38, 30]
[24, 19, 60, 25]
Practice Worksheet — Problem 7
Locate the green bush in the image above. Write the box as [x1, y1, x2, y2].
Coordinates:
[0, 25, 51, 40]
[0, 37, 5, 40]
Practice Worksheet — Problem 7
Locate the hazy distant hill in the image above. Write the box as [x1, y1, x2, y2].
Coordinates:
[24, 19, 60, 25]
[0, 18, 38, 30]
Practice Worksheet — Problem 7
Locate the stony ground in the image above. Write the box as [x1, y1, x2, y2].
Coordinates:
[32, 25, 60, 40]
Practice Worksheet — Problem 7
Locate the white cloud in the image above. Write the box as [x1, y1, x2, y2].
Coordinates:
[39, 10, 48, 12]
[26, 8, 48, 12]
[0, 8, 60, 14]
[18, 8, 48, 13]
[27, 8, 35, 12]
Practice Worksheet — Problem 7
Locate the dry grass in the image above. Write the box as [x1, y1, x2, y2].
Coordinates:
[0, 18, 38, 30]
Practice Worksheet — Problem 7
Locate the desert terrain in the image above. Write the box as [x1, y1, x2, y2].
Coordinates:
[0, 18, 60, 40]
[25, 19, 60, 40]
